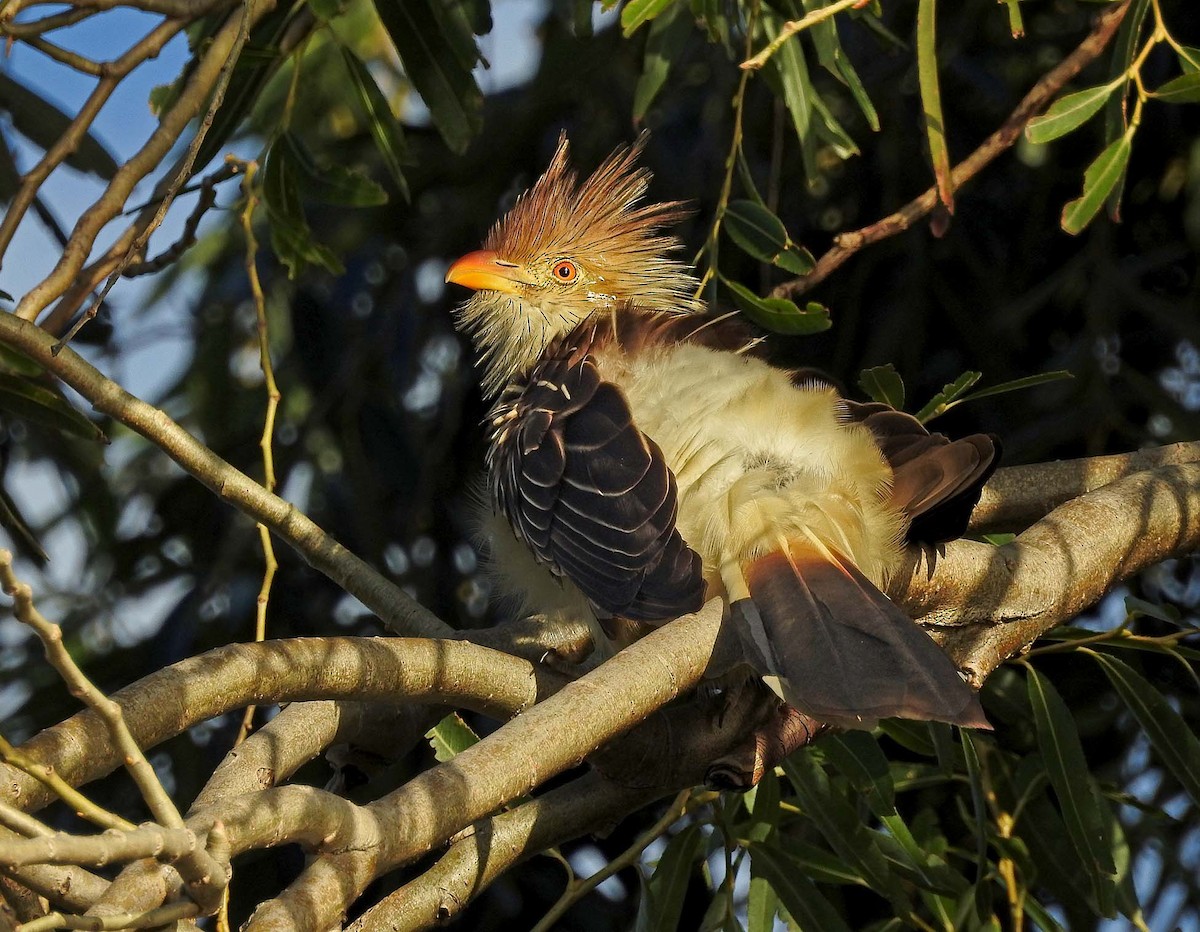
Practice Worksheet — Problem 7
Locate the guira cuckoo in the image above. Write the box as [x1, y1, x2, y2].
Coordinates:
[446, 135, 997, 729]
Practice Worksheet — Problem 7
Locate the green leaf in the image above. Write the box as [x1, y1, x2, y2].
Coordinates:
[0, 344, 44, 378]
[799, 0, 879, 130]
[746, 858, 778, 932]
[1026, 82, 1121, 144]
[0, 373, 107, 442]
[1178, 46, 1200, 74]
[723, 278, 831, 336]
[1123, 595, 1183, 626]
[375, 0, 483, 153]
[914, 371, 981, 423]
[0, 482, 48, 565]
[822, 732, 894, 814]
[633, 2, 692, 122]
[1152, 72, 1200, 103]
[747, 842, 853, 932]
[430, 0, 490, 72]
[857, 364, 905, 409]
[773, 835, 866, 885]
[425, 712, 479, 762]
[981, 532, 1015, 546]
[189, 1, 303, 173]
[955, 370, 1073, 405]
[1060, 132, 1133, 235]
[278, 132, 387, 206]
[263, 137, 345, 277]
[339, 47, 411, 200]
[745, 768, 780, 843]
[961, 731, 991, 921]
[1101, 0, 1148, 220]
[879, 719, 937, 757]
[782, 753, 911, 913]
[916, 0, 953, 211]
[634, 823, 704, 932]
[723, 200, 814, 275]
[761, 12, 819, 181]
[1025, 665, 1118, 914]
[621, 0, 675, 36]
[308, 0, 345, 21]
[0, 73, 119, 180]
[1091, 652, 1200, 807]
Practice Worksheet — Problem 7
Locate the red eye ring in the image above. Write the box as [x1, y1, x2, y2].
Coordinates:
[552, 259, 579, 283]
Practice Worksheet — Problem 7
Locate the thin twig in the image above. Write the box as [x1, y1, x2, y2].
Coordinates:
[234, 158, 280, 747]
[740, 0, 864, 71]
[123, 163, 242, 277]
[770, 0, 1131, 300]
[530, 790, 693, 932]
[0, 551, 181, 829]
[51, 0, 257, 350]
[0, 17, 185, 268]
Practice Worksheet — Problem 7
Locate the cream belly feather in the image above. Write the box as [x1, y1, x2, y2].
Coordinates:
[481, 339, 905, 624]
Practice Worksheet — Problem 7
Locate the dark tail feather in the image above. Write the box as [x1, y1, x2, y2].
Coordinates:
[734, 542, 989, 730]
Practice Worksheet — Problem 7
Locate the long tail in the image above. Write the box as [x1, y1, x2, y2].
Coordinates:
[727, 537, 988, 730]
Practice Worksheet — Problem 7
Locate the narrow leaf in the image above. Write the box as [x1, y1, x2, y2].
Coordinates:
[1152, 72, 1200, 103]
[955, 370, 1073, 404]
[961, 731, 991, 921]
[916, 0, 953, 211]
[800, 0, 879, 130]
[1061, 132, 1132, 235]
[0, 483, 49, 564]
[1102, 0, 1149, 220]
[635, 823, 704, 932]
[633, 3, 692, 122]
[374, 0, 483, 153]
[858, 364, 905, 409]
[1091, 652, 1200, 807]
[1179, 46, 1200, 73]
[339, 46, 411, 200]
[723, 278, 831, 335]
[622, 0, 675, 36]
[724, 200, 814, 274]
[822, 732, 895, 814]
[773, 835, 866, 885]
[0, 73, 118, 180]
[1026, 665, 1118, 914]
[1026, 83, 1121, 144]
[761, 12, 819, 181]
[914, 371, 981, 423]
[745, 768, 780, 843]
[782, 754, 910, 912]
[747, 842, 854, 932]
[425, 712, 479, 762]
[279, 132, 387, 206]
[0, 373, 107, 442]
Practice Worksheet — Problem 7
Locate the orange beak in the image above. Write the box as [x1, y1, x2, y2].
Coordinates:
[445, 250, 528, 296]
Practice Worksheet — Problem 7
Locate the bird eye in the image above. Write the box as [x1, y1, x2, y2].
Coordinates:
[552, 260, 579, 283]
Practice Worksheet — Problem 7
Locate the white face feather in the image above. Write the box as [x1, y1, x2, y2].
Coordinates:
[449, 134, 701, 396]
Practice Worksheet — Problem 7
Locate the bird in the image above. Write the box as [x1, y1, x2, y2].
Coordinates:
[445, 134, 997, 730]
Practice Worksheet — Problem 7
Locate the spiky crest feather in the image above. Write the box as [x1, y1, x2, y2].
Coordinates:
[453, 134, 701, 396]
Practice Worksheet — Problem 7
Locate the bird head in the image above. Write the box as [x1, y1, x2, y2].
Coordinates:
[446, 133, 700, 396]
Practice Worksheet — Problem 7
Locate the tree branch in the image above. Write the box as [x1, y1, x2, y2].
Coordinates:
[770, 0, 1131, 301]
[0, 313, 451, 639]
[1, 638, 565, 815]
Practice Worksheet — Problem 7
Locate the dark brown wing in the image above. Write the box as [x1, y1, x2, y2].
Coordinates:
[488, 338, 703, 622]
[844, 401, 1000, 544]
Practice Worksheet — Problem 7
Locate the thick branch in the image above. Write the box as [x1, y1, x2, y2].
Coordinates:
[770, 0, 1130, 300]
[1, 638, 564, 815]
[969, 440, 1200, 534]
[0, 313, 450, 639]
[896, 461, 1200, 680]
